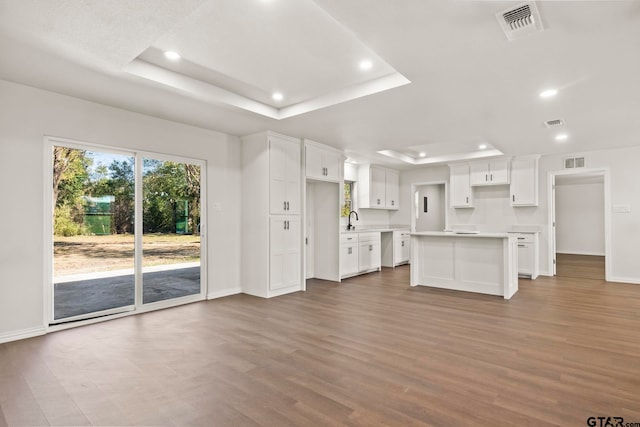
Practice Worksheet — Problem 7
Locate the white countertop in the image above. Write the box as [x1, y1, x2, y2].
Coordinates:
[411, 231, 512, 238]
[342, 226, 410, 234]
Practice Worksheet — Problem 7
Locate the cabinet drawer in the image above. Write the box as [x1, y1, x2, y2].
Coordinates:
[341, 234, 358, 244]
[511, 233, 534, 243]
[358, 232, 381, 243]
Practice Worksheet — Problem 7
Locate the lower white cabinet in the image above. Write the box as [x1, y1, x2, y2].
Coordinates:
[269, 216, 301, 291]
[340, 232, 381, 278]
[393, 231, 411, 266]
[358, 232, 381, 272]
[340, 235, 359, 277]
[511, 232, 539, 279]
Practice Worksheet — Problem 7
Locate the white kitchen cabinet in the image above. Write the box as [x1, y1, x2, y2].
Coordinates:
[511, 232, 539, 279]
[270, 137, 300, 215]
[358, 232, 381, 273]
[270, 216, 301, 291]
[470, 159, 510, 186]
[449, 163, 473, 208]
[358, 165, 400, 210]
[241, 131, 302, 298]
[340, 234, 359, 278]
[393, 230, 411, 266]
[510, 156, 539, 207]
[304, 140, 343, 182]
[385, 170, 400, 209]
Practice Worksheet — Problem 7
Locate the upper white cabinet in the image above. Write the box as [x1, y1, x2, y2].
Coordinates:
[241, 131, 302, 298]
[449, 163, 473, 208]
[510, 156, 539, 207]
[358, 165, 400, 210]
[470, 159, 510, 186]
[304, 140, 343, 182]
[270, 137, 301, 215]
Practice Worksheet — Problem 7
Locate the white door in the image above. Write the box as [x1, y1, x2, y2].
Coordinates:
[470, 162, 488, 185]
[285, 141, 300, 214]
[449, 164, 472, 207]
[323, 150, 342, 182]
[371, 168, 386, 207]
[283, 217, 300, 288]
[269, 217, 286, 290]
[340, 244, 359, 277]
[269, 138, 287, 215]
[305, 144, 324, 180]
[489, 160, 509, 184]
[385, 171, 399, 209]
[517, 243, 533, 275]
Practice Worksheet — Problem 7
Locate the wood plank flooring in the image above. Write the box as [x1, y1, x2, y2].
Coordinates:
[556, 253, 606, 280]
[2, 266, 640, 426]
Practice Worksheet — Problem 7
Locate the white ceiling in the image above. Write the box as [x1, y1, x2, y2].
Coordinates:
[1, 0, 639, 168]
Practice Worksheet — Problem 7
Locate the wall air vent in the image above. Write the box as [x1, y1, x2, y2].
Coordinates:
[545, 119, 565, 128]
[497, 2, 544, 41]
[564, 156, 585, 169]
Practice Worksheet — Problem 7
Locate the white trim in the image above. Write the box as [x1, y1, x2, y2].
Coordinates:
[608, 276, 640, 285]
[0, 326, 47, 344]
[556, 251, 606, 257]
[207, 288, 242, 300]
[547, 167, 612, 282]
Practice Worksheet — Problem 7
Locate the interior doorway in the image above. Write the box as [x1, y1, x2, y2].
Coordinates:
[549, 168, 610, 281]
[411, 182, 447, 232]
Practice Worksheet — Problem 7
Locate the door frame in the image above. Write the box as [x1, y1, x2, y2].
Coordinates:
[547, 167, 611, 281]
[44, 136, 207, 330]
[410, 180, 449, 232]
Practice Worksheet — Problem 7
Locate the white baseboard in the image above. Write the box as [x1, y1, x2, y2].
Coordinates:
[608, 276, 640, 285]
[556, 251, 605, 256]
[0, 325, 47, 344]
[207, 287, 242, 300]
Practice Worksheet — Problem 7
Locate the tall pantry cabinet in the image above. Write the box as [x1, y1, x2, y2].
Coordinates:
[241, 131, 302, 298]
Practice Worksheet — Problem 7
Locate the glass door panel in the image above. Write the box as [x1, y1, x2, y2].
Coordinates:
[142, 158, 201, 304]
[52, 147, 135, 321]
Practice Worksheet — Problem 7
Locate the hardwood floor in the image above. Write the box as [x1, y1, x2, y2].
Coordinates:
[556, 253, 606, 280]
[1, 266, 640, 426]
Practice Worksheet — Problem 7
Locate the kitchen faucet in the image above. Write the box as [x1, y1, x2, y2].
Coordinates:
[347, 210, 359, 230]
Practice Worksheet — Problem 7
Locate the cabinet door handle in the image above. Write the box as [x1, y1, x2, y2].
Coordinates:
[518, 237, 525, 240]
[401, 241, 404, 247]
[286, 201, 290, 211]
[348, 247, 352, 255]
[490, 173, 493, 181]
[369, 244, 373, 251]
[466, 196, 469, 203]
[377, 198, 380, 205]
[518, 244, 525, 247]
[283, 201, 287, 210]
[512, 195, 515, 202]
[485, 174, 488, 182]
[391, 200, 395, 206]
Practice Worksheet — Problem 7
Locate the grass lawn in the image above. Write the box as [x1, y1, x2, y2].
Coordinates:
[54, 233, 200, 276]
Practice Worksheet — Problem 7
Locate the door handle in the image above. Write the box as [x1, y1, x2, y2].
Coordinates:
[369, 244, 373, 251]
[283, 201, 287, 210]
[512, 195, 515, 202]
[286, 201, 290, 211]
[485, 174, 488, 181]
[518, 244, 525, 247]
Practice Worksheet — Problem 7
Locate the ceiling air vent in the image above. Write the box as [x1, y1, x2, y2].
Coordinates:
[545, 119, 565, 128]
[564, 156, 585, 169]
[497, 2, 544, 41]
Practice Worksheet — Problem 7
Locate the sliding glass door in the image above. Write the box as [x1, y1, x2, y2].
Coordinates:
[142, 157, 202, 304]
[50, 140, 205, 324]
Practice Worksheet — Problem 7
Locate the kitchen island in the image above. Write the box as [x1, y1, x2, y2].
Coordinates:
[410, 231, 518, 299]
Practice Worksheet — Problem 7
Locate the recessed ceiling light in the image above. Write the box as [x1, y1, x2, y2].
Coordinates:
[418, 152, 426, 157]
[478, 144, 488, 150]
[540, 88, 558, 98]
[555, 133, 569, 141]
[272, 92, 283, 101]
[164, 51, 181, 60]
[359, 60, 373, 71]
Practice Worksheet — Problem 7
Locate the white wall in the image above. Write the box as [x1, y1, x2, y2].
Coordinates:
[395, 147, 640, 282]
[0, 79, 242, 340]
[555, 182, 605, 255]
